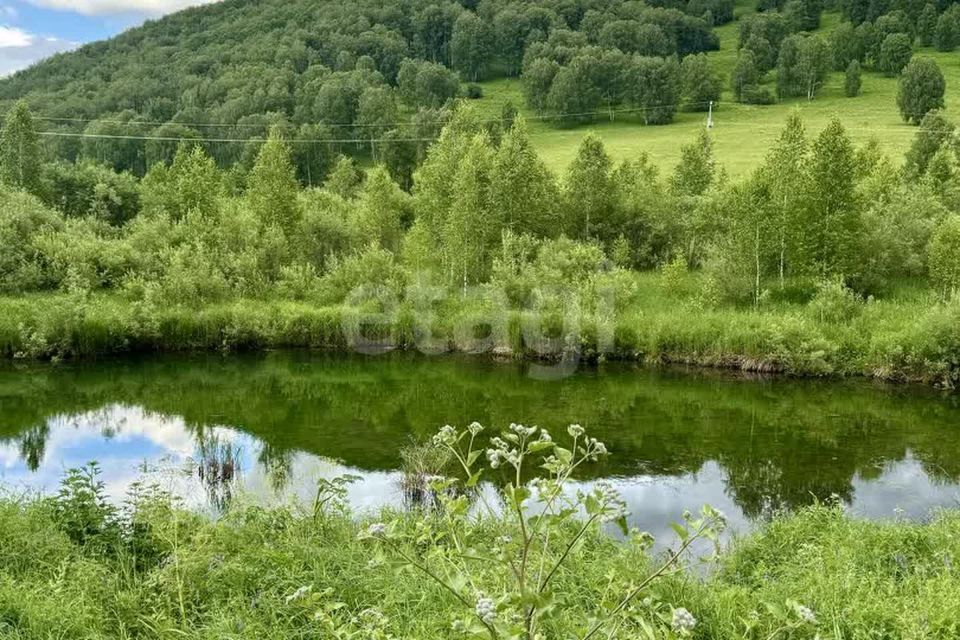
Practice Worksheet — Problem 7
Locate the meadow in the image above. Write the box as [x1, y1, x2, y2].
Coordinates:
[474, 7, 960, 176]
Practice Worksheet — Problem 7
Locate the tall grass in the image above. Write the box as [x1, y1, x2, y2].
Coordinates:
[3, 278, 959, 386]
[1, 477, 958, 639]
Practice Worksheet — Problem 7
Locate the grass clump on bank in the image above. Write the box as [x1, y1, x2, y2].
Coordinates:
[2, 422, 960, 639]
[2, 273, 960, 386]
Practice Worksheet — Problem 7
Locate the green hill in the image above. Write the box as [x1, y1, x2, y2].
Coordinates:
[474, 6, 960, 176]
[0, 0, 956, 178]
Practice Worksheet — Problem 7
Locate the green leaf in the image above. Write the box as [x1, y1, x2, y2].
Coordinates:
[466, 449, 482, 467]
[670, 522, 690, 542]
[615, 515, 629, 537]
[466, 471, 482, 488]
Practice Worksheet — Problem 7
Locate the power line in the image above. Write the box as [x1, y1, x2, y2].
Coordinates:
[37, 130, 439, 144]
[26, 101, 718, 131]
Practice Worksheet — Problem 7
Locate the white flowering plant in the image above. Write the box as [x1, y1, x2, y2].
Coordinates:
[360, 422, 727, 640]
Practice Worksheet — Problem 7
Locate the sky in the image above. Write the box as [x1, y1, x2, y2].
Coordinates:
[0, 0, 217, 76]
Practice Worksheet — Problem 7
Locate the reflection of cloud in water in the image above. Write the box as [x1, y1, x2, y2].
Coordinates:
[850, 454, 960, 520]
[1, 405, 959, 538]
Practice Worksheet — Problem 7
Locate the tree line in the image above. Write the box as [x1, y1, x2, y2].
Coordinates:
[3, 98, 960, 311]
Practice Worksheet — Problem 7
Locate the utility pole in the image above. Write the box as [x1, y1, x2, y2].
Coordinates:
[706, 101, 714, 129]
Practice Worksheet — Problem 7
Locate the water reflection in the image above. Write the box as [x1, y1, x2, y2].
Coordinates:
[1, 352, 959, 539]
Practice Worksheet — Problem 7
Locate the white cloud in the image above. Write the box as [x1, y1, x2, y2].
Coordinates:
[0, 25, 76, 76]
[0, 25, 30, 46]
[26, 0, 218, 16]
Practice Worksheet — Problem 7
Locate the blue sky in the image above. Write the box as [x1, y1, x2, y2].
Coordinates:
[0, 0, 216, 75]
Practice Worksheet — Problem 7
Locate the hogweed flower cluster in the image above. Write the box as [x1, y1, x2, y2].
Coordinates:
[671, 607, 697, 634]
[591, 481, 629, 523]
[379, 422, 724, 640]
[794, 603, 817, 625]
[474, 593, 497, 625]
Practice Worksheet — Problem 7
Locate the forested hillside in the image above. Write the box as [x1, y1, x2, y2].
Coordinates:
[0, 0, 729, 178]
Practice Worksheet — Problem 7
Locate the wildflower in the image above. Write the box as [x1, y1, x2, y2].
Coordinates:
[510, 423, 537, 438]
[468, 421, 484, 436]
[671, 607, 697, 634]
[366, 522, 387, 538]
[285, 584, 313, 604]
[794, 604, 817, 625]
[475, 593, 497, 625]
[452, 620, 467, 633]
[595, 482, 628, 523]
[539, 429, 552, 442]
[433, 425, 458, 447]
[568, 424, 585, 438]
[486, 449, 501, 469]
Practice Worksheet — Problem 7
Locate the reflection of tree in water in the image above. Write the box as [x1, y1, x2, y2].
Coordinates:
[723, 457, 854, 520]
[17, 424, 50, 472]
[5, 353, 960, 519]
[195, 432, 241, 512]
[258, 442, 293, 494]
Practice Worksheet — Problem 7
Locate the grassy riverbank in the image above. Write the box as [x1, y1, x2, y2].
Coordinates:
[2, 482, 959, 639]
[2, 273, 958, 386]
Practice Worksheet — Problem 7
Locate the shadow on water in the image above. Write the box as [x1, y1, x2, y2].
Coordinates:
[1, 351, 960, 538]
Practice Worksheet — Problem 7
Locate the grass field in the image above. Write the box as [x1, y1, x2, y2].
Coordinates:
[475, 7, 960, 177]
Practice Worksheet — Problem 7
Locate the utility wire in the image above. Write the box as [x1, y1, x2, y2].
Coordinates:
[25, 101, 718, 130]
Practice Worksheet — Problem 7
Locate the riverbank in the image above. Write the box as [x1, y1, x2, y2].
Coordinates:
[1, 282, 958, 387]
[2, 482, 958, 639]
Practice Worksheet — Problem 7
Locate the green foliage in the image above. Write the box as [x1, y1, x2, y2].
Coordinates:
[730, 50, 760, 103]
[326, 156, 366, 199]
[845, 59, 863, 97]
[141, 144, 221, 221]
[563, 134, 615, 240]
[918, 3, 938, 46]
[877, 32, 913, 76]
[798, 118, 860, 278]
[928, 215, 960, 299]
[397, 58, 460, 109]
[0, 187, 64, 293]
[0, 101, 42, 195]
[451, 12, 495, 82]
[42, 160, 141, 225]
[4, 443, 960, 638]
[245, 131, 300, 235]
[904, 110, 955, 178]
[680, 53, 721, 111]
[830, 21, 865, 71]
[897, 57, 946, 125]
[671, 129, 716, 197]
[777, 34, 831, 100]
[934, 5, 960, 51]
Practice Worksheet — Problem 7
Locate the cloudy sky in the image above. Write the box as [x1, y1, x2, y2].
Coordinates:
[0, 0, 216, 76]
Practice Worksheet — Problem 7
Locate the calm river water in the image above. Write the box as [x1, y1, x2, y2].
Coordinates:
[2, 352, 959, 544]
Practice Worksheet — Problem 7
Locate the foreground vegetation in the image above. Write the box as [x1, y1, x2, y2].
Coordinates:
[2, 422, 960, 639]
